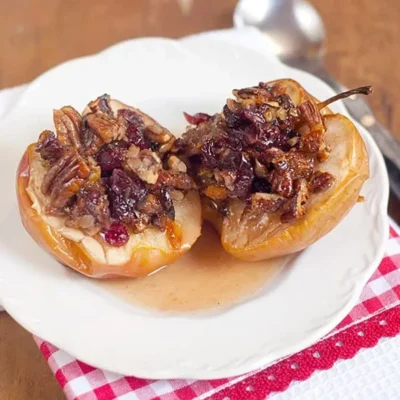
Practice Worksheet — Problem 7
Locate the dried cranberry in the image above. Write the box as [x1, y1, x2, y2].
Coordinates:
[223, 104, 242, 128]
[232, 155, 254, 200]
[200, 140, 219, 169]
[220, 150, 241, 171]
[107, 169, 147, 223]
[36, 131, 63, 162]
[242, 106, 266, 126]
[256, 124, 282, 149]
[240, 124, 258, 147]
[96, 141, 128, 173]
[222, 130, 243, 151]
[118, 109, 149, 149]
[126, 124, 149, 149]
[184, 112, 212, 126]
[258, 82, 270, 89]
[102, 222, 129, 247]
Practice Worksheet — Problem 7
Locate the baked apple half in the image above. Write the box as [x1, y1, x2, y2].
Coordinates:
[175, 79, 370, 261]
[17, 95, 201, 278]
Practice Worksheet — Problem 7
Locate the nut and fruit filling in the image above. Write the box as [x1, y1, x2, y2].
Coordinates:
[35, 95, 196, 247]
[174, 82, 334, 223]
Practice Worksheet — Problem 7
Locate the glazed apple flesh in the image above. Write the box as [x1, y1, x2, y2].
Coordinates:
[176, 79, 369, 261]
[20, 95, 201, 277]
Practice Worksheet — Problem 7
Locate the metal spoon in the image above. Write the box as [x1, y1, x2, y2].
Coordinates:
[234, 0, 400, 198]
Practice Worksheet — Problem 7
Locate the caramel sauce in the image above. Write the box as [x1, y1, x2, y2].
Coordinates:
[166, 220, 183, 250]
[98, 224, 289, 313]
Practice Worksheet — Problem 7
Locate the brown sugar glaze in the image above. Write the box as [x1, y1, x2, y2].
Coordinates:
[97, 223, 290, 313]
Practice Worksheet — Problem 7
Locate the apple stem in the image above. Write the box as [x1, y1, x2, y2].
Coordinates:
[318, 86, 373, 110]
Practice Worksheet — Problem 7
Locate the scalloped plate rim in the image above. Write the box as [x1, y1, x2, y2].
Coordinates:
[0, 33, 390, 379]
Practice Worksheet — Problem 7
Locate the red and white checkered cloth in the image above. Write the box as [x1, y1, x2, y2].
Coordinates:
[34, 222, 400, 400]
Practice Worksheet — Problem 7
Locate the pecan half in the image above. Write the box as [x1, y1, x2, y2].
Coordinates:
[298, 100, 323, 129]
[42, 150, 91, 209]
[85, 113, 127, 144]
[53, 106, 82, 148]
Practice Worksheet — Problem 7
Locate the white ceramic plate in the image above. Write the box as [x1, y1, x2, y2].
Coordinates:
[0, 32, 389, 379]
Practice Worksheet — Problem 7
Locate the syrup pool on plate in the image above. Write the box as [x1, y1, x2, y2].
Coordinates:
[97, 223, 290, 313]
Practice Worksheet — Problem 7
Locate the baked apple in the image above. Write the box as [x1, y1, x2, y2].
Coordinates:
[175, 79, 370, 261]
[17, 95, 201, 278]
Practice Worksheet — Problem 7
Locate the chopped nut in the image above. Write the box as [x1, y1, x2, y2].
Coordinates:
[158, 137, 176, 154]
[126, 146, 162, 184]
[264, 110, 275, 121]
[309, 171, 334, 193]
[88, 166, 101, 182]
[276, 108, 287, 120]
[254, 159, 269, 178]
[317, 147, 331, 162]
[167, 155, 187, 173]
[213, 168, 223, 183]
[145, 126, 171, 144]
[242, 98, 256, 106]
[137, 194, 163, 215]
[281, 179, 309, 223]
[287, 136, 300, 147]
[131, 214, 151, 234]
[220, 171, 236, 191]
[169, 189, 184, 201]
[266, 101, 280, 108]
[233, 88, 257, 100]
[226, 98, 241, 112]
[77, 215, 96, 229]
[130, 109, 173, 144]
[203, 185, 228, 201]
[251, 193, 286, 213]
[157, 169, 197, 190]
[87, 94, 112, 115]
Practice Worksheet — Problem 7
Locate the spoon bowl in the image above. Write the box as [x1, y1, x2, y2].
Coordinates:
[234, 0, 400, 199]
[234, 0, 325, 64]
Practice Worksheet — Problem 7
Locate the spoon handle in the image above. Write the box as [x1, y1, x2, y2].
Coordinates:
[312, 67, 400, 198]
[343, 96, 400, 199]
